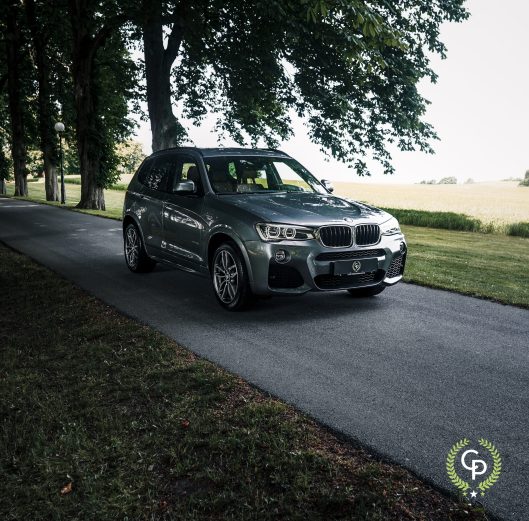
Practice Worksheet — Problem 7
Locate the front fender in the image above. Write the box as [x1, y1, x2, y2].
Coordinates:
[206, 224, 255, 287]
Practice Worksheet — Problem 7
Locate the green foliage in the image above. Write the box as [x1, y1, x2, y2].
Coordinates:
[0, 127, 12, 181]
[506, 222, 529, 238]
[26, 149, 43, 177]
[115, 140, 145, 177]
[93, 34, 139, 189]
[519, 170, 529, 186]
[63, 144, 79, 176]
[174, 0, 468, 175]
[0, 148, 12, 181]
[383, 207, 483, 232]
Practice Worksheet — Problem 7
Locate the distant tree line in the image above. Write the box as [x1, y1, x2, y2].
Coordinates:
[419, 176, 459, 185]
[0, 0, 468, 210]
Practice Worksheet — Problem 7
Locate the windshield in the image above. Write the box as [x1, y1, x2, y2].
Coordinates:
[204, 156, 327, 195]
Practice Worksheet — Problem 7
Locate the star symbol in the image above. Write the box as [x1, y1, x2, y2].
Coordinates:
[470, 490, 478, 499]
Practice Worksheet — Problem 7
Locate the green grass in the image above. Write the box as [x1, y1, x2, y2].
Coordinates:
[63, 177, 129, 191]
[0, 245, 486, 520]
[506, 221, 529, 238]
[5, 181, 123, 220]
[402, 225, 529, 307]
[5, 181, 529, 307]
[382, 207, 483, 232]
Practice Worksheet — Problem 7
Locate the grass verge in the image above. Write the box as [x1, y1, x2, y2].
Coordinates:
[4, 181, 123, 220]
[382, 208, 484, 232]
[0, 245, 486, 520]
[402, 225, 529, 308]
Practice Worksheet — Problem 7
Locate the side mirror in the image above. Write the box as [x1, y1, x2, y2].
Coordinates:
[321, 179, 334, 193]
[174, 180, 196, 193]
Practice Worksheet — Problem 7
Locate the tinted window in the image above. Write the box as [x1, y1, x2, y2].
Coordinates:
[139, 155, 177, 192]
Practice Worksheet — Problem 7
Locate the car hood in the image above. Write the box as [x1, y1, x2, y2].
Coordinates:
[221, 192, 390, 226]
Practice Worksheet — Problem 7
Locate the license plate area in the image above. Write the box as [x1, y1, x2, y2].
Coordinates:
[332, 257, 379, 276]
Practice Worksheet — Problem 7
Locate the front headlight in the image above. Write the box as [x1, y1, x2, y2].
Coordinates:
[255, 223, 315, 242]
[380, 217, 401, 236]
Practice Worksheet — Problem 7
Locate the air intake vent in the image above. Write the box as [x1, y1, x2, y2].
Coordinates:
[318, 226, 352, 247]
[355, 224, 380, 246]
[315, 248, 385, 262]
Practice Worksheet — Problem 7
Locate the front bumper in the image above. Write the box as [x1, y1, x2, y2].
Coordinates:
[244, 234, 407, 295]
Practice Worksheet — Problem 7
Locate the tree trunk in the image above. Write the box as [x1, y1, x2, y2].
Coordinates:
[5, 1, 28, 197]
[69, 0, 105, 210]
[72, 56, 105, 210]
[25, 0, 59, 201]
[143, 0, 186, 152]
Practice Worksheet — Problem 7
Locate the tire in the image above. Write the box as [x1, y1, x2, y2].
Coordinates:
[347, 285, 385, 298]
[124, 223, 156, 273]
[211, 242, 254, 311]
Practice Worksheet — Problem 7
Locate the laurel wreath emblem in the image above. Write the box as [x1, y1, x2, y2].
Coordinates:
[446, 438, 471, 495]
[446, 438, 502, 497]
[477, 438, 502, 496]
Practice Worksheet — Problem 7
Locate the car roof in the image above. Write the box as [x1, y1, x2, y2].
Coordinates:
[150, 147, 291, 159]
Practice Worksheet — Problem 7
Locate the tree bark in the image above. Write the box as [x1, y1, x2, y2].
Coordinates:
[25, 0, 59, 201]
[5, 1, 28, 197]
[68, 0, 106, 210]
[142, 0, 186, 152]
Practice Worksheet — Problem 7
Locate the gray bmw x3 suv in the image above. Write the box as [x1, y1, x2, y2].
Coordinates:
[123, 147, 406, 310]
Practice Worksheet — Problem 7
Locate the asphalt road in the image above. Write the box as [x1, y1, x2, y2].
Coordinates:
[1, 198, 528, 520]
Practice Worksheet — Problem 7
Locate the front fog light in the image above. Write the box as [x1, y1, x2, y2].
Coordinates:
[275, 249, 290, 263]
[400, 242, 406, 254]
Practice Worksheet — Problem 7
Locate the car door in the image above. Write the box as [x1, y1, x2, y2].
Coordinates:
[137, 154, 177, 257]
[162, 153, 208, 271]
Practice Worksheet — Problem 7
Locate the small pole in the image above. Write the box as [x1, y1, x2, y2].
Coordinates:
[54, 122, 65, 204]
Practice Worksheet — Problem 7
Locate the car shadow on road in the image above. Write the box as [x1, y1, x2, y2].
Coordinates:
[145, 264, 390, 323]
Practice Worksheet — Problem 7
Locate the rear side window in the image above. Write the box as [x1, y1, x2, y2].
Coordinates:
[138, 155, 178, 192]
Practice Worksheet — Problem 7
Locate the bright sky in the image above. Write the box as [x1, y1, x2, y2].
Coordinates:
[133, 0, 529, 184]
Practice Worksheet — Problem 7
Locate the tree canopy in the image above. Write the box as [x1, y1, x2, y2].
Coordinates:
[0, 0, 469, 209]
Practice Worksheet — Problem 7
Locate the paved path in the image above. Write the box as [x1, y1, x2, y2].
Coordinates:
[1, 198, 528, 520]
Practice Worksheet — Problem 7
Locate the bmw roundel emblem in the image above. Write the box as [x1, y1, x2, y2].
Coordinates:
[352, 261, 362, 272]
[343, 217, 355, 223]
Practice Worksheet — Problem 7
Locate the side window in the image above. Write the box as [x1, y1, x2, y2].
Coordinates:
[139, 155, 177, 192]
[171, 155, 201, 192]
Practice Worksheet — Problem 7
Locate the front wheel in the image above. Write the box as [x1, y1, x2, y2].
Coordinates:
[124, 223, 156, 273]
[347, 285, 385, 298]
[212, 242, 254, 311]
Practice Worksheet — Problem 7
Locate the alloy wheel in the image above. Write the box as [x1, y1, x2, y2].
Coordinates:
[125, 226, 139, 269]
[213, 249, 239, 304]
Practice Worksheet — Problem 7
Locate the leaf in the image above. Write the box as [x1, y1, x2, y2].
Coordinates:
[60, 482, 73, 495]
[446, 439, 470, 494]
[477, 439, 502, 494]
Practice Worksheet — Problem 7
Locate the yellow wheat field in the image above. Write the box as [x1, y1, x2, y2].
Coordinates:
[333, 181, 529, 225]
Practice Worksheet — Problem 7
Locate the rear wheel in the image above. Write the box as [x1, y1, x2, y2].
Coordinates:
[124, 223, 156, 273]
[347, 285, 385, 297]
[212, 242, 254, 311]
